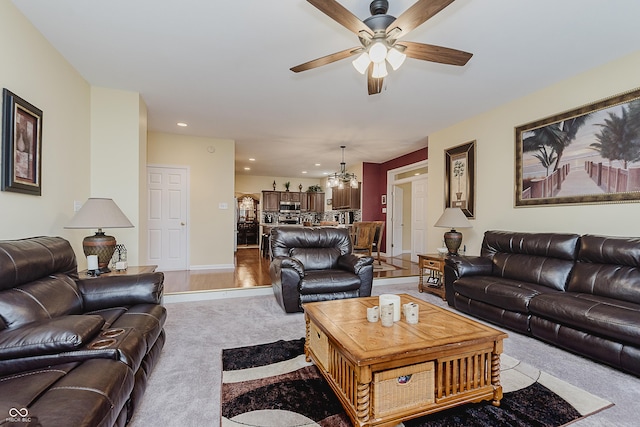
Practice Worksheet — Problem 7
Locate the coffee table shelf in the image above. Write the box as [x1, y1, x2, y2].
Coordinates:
[304, 295, 507, 427]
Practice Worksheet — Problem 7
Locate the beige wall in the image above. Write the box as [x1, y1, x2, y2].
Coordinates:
[0, 2, 91, 261]
[398, 182, 412, 251]
[427, 51, 640, 255]
[90, 87, 147, 265]
[148, 131, 235, 267]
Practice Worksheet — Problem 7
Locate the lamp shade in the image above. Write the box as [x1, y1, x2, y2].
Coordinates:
[65, 198, 133, 272]
[65, 198, 134, 230]
[434, 208, 471, 255]
[434, 208, 471, 230]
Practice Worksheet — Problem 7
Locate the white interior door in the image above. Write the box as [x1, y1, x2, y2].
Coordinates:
[391, 186, 404, 257]
[147, 166, 188, 270]
[411, 177, 428, 262]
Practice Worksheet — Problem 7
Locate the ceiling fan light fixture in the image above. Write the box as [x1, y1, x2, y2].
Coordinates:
[386, 47, 406, 70]
[372, 61, 388, 78]
[352, 52, 371, 74]
[368, 41, 387, 63]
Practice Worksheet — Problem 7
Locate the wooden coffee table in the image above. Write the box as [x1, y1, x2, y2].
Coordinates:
[303, 294, 508, 427]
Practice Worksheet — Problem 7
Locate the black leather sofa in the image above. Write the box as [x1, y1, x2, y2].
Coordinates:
[444, 230, 640, 377]
[0, 236, 166, 426]
[269, 226, 374, 313]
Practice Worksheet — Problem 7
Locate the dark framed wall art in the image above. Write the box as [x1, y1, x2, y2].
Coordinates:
[445, 140, 475, 218]
[515, 87, 640, 207]
[1, 89, 43, 196]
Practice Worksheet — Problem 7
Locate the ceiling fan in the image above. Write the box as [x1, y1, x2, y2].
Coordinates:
[290, 0, 472, 95]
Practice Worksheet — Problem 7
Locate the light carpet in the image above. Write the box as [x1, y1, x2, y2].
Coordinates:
[221, 338, 612, 427]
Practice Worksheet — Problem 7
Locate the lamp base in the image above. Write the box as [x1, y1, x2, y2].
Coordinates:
[443, 229, 462, 255]
[82, 231, 116, 273]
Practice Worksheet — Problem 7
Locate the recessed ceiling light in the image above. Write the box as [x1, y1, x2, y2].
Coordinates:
[177, 122, 188, 127]
[323, 172, 329, 175]
[249, 158, 255, 161]
[315, 163, 321, 167]
[302, 171, 307, 174]
[244, 167, 250, 171]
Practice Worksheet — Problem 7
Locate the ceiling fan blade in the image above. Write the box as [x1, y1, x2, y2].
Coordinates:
[399, 41, 472, 66]
[308, 0, 373, 37]
[386, 0, 456, 40]
[290, 47, 363, 73]
[367, 64, 383, 95]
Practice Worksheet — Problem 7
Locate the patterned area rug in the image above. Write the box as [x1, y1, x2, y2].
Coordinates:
[221, 339, 613, 427]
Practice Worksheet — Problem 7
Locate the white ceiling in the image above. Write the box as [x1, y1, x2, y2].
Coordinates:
[13, 0, 640, 179]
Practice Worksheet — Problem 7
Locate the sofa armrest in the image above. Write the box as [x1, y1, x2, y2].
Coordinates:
[339, 254, 374, 297]
[271, 256, 305, 278]
[270, 256, 305, 313]
[444, 256, 492, 306]
[77, 272, 164, 312]
[445, 255, 493, 277]
[338, 254, 374, 274]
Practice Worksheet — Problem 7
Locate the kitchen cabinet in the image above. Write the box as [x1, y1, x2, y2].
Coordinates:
[306, 192, 325, 213]
[280, 191, 301, 202]
[262, 191, 280, 211]
[332, 184, 360, 210]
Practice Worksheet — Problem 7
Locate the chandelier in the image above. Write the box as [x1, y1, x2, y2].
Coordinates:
[327, 146, 358, 189]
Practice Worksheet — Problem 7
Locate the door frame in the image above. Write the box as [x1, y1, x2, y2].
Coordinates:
[385, 160, 428, 257]
[147, 164, 191, 271]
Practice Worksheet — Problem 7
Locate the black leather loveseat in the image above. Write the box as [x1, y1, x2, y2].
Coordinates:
[444, 230, 640, 377]
[0, 236, 166, 426]
[270, 226, 374, 313]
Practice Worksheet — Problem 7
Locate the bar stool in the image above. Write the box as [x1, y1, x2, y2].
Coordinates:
[261, 233, 270, 258]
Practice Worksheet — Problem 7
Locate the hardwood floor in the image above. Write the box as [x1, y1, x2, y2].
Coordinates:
[163, 246, 420, 294]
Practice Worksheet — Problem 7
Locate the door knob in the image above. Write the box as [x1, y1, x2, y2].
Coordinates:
[180, 222, 185, 226]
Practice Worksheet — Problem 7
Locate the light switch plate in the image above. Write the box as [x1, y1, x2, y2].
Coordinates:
[219, 202, 228, 209]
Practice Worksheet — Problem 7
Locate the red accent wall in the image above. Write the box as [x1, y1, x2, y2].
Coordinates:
[361, 146, 428, 249]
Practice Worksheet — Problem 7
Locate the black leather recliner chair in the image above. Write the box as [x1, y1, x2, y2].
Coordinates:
[269, 226, 374, 313]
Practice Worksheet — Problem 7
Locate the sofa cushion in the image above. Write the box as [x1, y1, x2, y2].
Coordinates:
[0, 236, 78, 291]
[290, 247, 340, 270]
[270, 226, 352, 258]
[299, 270, 361, 295]
[529, 293, 640, 346]
[454, 276, 558, 313]
[567, 234, 640, 304]
[481, 231, 579, 291]
[0, 274, 83, 329]
[0, 315, 104, 360]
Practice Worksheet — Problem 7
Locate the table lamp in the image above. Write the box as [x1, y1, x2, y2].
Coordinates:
[65, 198, 134, 272]
[434, 207, 472, 255]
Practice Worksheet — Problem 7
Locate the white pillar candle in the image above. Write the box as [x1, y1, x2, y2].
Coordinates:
[87, 255, 99, 270]
[379, 294, 401, 322]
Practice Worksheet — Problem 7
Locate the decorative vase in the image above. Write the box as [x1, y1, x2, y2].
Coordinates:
[443, 229, 463, 255]
[272, 180, 276, 190]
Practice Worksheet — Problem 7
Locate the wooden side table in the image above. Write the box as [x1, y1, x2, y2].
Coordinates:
[417, 254, 446, 300]
[79, 265, 157, 278]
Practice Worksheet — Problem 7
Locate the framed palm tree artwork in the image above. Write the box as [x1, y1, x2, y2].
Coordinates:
[445, 140, 475, 218]
[515, 87, 640, 206]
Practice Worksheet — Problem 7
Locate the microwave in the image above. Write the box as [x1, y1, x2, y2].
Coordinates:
[279, 201, 300, 212]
